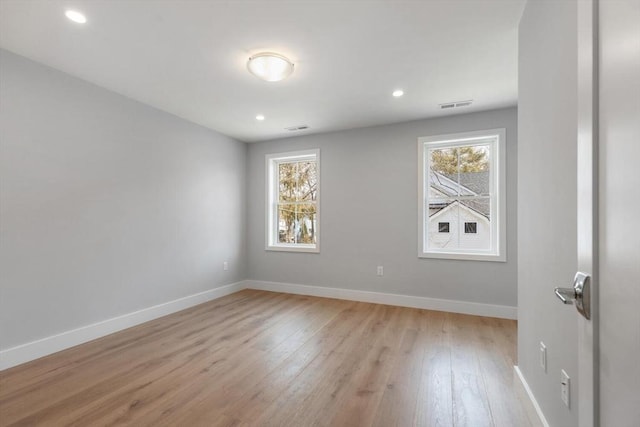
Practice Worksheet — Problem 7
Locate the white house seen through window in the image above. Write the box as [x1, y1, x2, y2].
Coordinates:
[418, 129, 506, 261]
[266, 149, 319, 252]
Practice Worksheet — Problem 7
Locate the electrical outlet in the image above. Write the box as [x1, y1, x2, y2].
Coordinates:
[540, 342, 547, 372]
[376, 266, 384, 276]
[561, 369, 570, 408]
[223, 261, 228, 271]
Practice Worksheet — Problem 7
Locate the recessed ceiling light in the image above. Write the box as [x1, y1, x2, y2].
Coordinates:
[392, 89, 404, 97]
[256, 114, 265, 121]
[65, 10, 87, 24]
[247, 53, 294, 82]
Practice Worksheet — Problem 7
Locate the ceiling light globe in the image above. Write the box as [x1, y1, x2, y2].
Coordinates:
[247, 53, 294, 82]
[65, 10, 87, 24]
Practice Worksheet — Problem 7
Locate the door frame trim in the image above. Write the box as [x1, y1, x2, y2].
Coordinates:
[577, 0, 600, 425]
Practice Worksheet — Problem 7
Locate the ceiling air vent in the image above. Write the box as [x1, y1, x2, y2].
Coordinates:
[285, 125, 310, 131]
[439, 100, 473, 110]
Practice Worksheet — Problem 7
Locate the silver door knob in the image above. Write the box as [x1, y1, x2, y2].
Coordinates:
[554, 272, 591, 320]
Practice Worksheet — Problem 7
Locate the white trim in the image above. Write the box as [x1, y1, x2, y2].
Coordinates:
[514, 366, 551, 427]
[577, 0, 598, 425]
[245, 280, 517, 319]
[0, 281, 246, 371]
[418, 128, 507, 262]
[419, 250, 506, 262]
[264, 245, 319, 253]
[265, 149, 320, 253]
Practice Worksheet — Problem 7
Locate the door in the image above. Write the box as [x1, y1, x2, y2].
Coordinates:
[598, 0, 640, 424]
[564, 0, 640, 425]
[519, 1, 638, 424]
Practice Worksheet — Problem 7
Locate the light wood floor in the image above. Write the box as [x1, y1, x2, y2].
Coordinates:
[0, 290, 539, 426]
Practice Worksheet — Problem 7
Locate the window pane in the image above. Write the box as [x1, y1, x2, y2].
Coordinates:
[429, 148, 459, 198]
[268, 150, 319, 251]
[428, 198, 492, 251]
[430, 147, 458, 176]
[296, 203, 317, 244]
[427, 197, 455, 219]
[458, 198, 490, 251]
[277, 204, 296, 243]
[421, 131, 502, 259]
[459, 197, 490, 222]
[428, 170, 460, 198]
[296, 161, 317, 201]
[430, 145, 491, 198]
[279, 162, 297, 202]
[428, 203, 459, 250]
[457, 144, 491, 196]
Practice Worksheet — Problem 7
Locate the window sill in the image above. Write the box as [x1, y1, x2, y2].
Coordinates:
[266, 245, 319, 254]
[419, 251, 506, 262]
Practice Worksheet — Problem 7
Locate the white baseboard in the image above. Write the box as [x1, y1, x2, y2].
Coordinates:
[0, 281, 246, 371]
[245, 280, 517, 320]
[514, 365, 550, 427]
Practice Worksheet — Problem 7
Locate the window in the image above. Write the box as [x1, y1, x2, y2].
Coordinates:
[438, 222, 450, 233]
[464, 222, 477, 234]
[266, 149, 319, 252]
[418, 129, 506, 261]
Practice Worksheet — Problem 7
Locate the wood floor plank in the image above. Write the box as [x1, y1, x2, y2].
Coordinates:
[1, 291, 291, 425]
[55, 293, 307, 426]
[0, 291, 535, 427]
[316, 305, 409, 426]
[370, 308, 426, 427]
[246, 302, 389, 426]
[449, 313, 493, 427]
[474, 317, 535, 427]
[131, 295, 344, 426]
[0, 290, 272, 401]
[215, 300, 364, 424]
[413, 310, 454, 427]
[1, 290, 259, 377]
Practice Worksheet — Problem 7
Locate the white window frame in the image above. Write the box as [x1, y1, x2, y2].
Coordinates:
[265, 149, 320, 253]
[418, 129, 506, 262]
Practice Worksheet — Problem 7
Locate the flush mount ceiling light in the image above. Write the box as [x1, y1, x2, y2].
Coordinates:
[65, 10, 87, 24]
[256, 114, 265, 121]
[247, 52, 294, 82]
[392, 89, 404, 97]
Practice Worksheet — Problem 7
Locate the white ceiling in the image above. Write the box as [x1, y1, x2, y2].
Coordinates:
[0, 0, 525, 142]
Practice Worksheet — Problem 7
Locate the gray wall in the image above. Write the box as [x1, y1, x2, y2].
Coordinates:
[0, 50, 247, 350]
[247, 108, 518, 307]
[518, 1, 579, 425]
